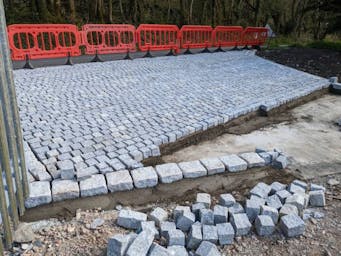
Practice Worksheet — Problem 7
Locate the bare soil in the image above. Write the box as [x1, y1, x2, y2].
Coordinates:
[257, 47, 341, 80]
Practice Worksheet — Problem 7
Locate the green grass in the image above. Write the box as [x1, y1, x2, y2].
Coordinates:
[307, 40, 341, 51]
[265, 36, 341, 52]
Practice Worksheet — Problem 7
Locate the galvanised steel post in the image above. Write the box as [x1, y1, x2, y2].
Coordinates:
[0, 50, 19, 229]
[0, 0, 27, 215]
[0, 161, 13, 249]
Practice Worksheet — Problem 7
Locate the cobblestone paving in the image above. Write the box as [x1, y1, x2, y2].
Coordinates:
[13, 51, 329, 203]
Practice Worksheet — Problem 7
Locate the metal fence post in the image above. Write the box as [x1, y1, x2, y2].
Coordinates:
[0, 0, 29, 251]
[0, 0, 27, 215]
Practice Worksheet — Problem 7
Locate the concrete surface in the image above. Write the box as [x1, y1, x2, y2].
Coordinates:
[163, 94, 341, 178]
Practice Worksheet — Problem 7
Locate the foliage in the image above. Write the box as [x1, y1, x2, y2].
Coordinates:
[3, 0, 341, 41]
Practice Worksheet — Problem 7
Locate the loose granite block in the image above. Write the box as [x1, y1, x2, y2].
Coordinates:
[166, 229, 185, 246]
[196, 193, 211, 208]
[148, 243, 169, 256]
[107, 233, 137, 256]
[239, 152, 265, 168]
[173, 206, 191, 221]
[276, 189, 292, 203]
[160, 221, 176, 238]
[292, 180, 308, 190]
[213, 205, 228, 224]
[187, 222, 203, 250]
[167, 246, 188, 256]
[228, 203, 244, 215]
[279, 204, 299, 217]
[195, 241, 220, 256]
[245, 199, 262, 223]
[250, 182, 271, 199]
[261, 205, 279, 224]
[192, 202, 206, 219]
[266, 194, 283, 210]
[255, 215, 275, 236]
[155, 163, 183, 183]
[272, 155, 288, 169]
[178, 161, 207, 178]
[199, 157, 225, 175]
[258, 152, 272, 165]
[52, 179, 79, 202]
[117, 209, 147, 229]
[219, 193, 236, 207]
[202, 225, 218, 244]
[138, 221, 159, 239]
[310, 183, 326, 192]
[230, 213, 252, 236]
[25, 181, 52, 208]
[126, 230, 154, 256]
[199, 209, 214, 225]
[270, 182, 286, 195]
[280, 214, 305, 237]
[286, 194, 305, 212]
[216, 223, 234, 245]
[106, 170, 133, 192]
[149, 207, 168, 226]
[176, 210, 196, 232]
[79, 174, 108, 197]
[131, 167, 158, 188]
[219, 154, 247, 172]
[309, 190, 326, 207]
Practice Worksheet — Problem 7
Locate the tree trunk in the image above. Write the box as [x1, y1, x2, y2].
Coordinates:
[36, 0, 50, 21]
[69, 0, 76, 22]
[55, 0, 61, 18]
[108, 0, 113, 23]
[119, 0, 126, 22]
[189, 0, 194, 24]
[98, 0, 104, 23]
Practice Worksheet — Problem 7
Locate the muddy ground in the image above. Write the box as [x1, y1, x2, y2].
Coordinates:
[257, 47, 341, 80]
[5, 47, 341, 255]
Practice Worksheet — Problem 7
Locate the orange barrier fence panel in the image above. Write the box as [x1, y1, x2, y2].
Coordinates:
[180, 25, 213, 49]
[7, 24, 81, 60]
[212, 26, 243, 47]
[242, 27, 268, 46]
[82, 24, 136, 55]
[136, 24, 180, 52]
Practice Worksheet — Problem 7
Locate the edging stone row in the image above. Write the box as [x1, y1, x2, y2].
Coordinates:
[25, 148, 288, 208]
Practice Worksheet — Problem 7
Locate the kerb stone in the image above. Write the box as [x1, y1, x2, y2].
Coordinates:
[25, 181, 52, 208]
[219, 154, 247, 172]
[131, 167, 158, 188]
[126, 230, 154, 256]
[79, 174, 108, 197]
[106, 170, 133, 192]
[279, 214, 305, 237]
[239, 152, 265, 168]
[52, 179, 79, 202]
[155, 163, 183, 183]
[178, 161, 207, 178]
[199, 157, 225, 175]
[216, 223, 234, 245]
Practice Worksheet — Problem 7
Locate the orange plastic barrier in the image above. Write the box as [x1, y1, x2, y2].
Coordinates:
[7, 24, 81, 60]
[180, 25, 213, 49]
[213, 26, 243, 47]
[136, 24, 179, 52]
[242, 27, 268, 46]
[82, 24, 136, 55]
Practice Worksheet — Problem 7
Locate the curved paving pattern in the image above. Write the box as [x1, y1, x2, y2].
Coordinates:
[13, 51, 329, 206]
